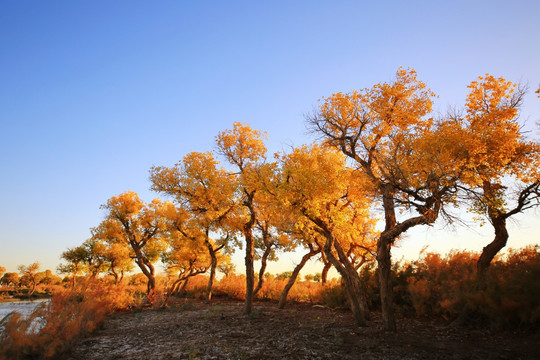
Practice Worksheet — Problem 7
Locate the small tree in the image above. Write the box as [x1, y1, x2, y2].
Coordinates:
[162, 225, 210, 301]
[93, 191, 170, 294]
[215, 122, 268, 314]
[102, 242, 134, 284]
[252, 178, 297, 298]
[1, 272, 19, 287]
[151, 151, 236, 302]
[18, 262, 40, 295]
[277, 144, 377, 325]
[456, 75, 540, 280]
[58, 245, 89, 287]
[218, 257, 236, 278]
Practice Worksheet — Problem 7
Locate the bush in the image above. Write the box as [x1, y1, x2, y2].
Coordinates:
[319, 282, 347, 308]
[0, 280, 134, 359]
[389, 246, 540, 330]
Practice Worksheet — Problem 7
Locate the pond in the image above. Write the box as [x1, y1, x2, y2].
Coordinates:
[0, 299, 49, 321]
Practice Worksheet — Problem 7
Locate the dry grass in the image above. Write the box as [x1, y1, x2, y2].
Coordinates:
[0, 280, 134, 360]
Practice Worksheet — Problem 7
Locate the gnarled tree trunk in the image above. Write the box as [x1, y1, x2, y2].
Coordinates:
[323, 232, 368, 327]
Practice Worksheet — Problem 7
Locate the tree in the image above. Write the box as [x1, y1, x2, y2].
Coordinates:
[129, 273, 147, 287]
[277, 221, 324, 309]
[38, 269, 62, 286]
[162, 222, 210, 301]
[456, 75, 540, 280]
[308, 68, 460, 330]
[151, 151, 237, 302]
[93, 191, 171, 294]
[0, 266, 5, 279]
[215, 122, 267, 314]
[277, 144, 377, 325]
[58, 245, 89, 287]
[1, 272, 19, 287]
[81, 238, 108, 278]
[101, 242, 134, 284]
[252, 171, 297, 298]
[18, 262, 40, 295]
[218, 256, 236, 277]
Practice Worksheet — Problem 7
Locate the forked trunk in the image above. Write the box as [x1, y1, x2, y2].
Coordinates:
[322, 232, 368, 327]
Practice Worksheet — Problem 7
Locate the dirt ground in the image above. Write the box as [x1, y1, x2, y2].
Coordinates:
[64, 299, 539, 360]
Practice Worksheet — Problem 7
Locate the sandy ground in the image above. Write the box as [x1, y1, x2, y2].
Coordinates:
[64, 299, 539, 360]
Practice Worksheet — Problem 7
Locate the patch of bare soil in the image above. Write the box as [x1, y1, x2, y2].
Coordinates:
[64, 299, 538, 360]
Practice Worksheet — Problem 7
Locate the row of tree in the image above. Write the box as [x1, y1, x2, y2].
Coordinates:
[0, 263, 63, 296]
[58, 69, 540, 331]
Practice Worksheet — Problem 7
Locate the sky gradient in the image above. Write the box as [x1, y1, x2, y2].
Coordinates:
[1, 1, 539, 274]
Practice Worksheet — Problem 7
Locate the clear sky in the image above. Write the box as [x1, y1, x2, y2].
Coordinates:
[1, 1, 539, 274]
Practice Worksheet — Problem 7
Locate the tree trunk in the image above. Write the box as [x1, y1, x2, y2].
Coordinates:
[169, 279, 181, 296]
[136, 259, 156, 294]
[323, 233, 368, 327]
[110, 268, 119, 285]
[178, 277, 190, 297]
[245, 230, 255, 314]
[321, 261, 331, 284]
[206, 244, 218, 302]
[477, 215, 508, 281]
[133, 245, 156, 294]
[378, 185, 397, 332]
[28, 279, 36, 296]
[253, 245, 272, 297]
[278, 249, 317, 308]
[243, 192, 257, 315]
[333, 238, 369, 320]
[377, 235, 396, 332]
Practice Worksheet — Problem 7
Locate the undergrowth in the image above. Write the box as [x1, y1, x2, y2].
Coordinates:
[0, 280, 134, 360]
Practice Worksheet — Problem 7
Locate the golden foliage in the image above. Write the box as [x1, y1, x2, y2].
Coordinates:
[277, 143, 377, 257]
[215, 122, 267, 169]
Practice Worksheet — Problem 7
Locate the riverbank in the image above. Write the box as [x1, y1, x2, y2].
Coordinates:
[0, 295, 50, 304]
[0, 298, 50, 321]
[64, 299, 539, 360]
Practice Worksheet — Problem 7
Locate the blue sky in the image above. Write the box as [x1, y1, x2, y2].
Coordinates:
[1, 1, 539, 273]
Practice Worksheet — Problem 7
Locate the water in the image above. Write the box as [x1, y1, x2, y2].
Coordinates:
[0, 299, 49, 321]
